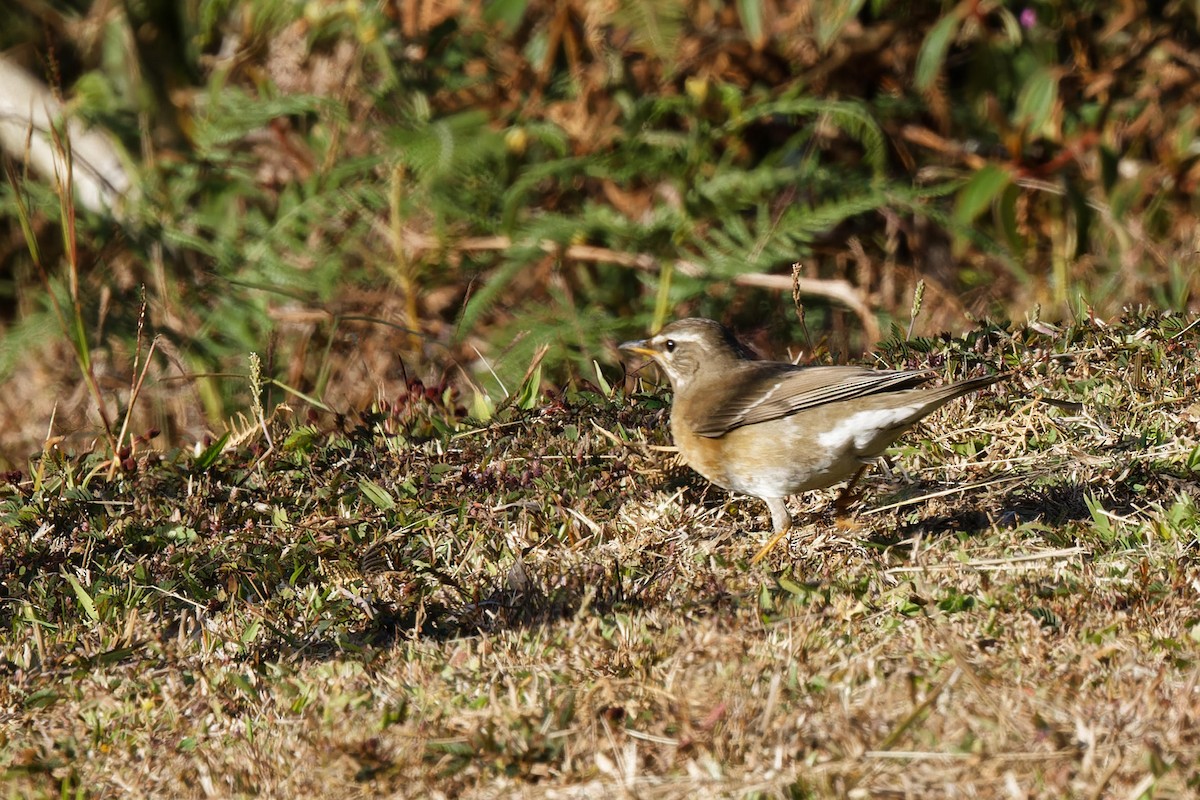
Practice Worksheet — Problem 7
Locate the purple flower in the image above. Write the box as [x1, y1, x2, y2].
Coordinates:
[1020, 7, 1037, 28]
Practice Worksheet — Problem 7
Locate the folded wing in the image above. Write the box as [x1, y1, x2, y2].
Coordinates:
[691, 363, 935, 437]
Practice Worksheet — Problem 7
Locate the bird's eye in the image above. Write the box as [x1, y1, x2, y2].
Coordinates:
[664, 339, 676, 353]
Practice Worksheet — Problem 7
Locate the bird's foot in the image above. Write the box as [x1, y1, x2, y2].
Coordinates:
[750, 524, 791, 565]
[751, 497, 794, 564]
[832, 465, 869, 520]
[832, 492, 862, 519]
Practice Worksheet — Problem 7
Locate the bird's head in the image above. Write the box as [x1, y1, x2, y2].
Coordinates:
[619, 318, 751, 391]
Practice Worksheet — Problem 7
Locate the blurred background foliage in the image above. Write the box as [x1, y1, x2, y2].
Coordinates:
[1, 0, 1198, 465]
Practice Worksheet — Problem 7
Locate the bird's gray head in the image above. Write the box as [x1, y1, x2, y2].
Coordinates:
[619, 318, 752, 390]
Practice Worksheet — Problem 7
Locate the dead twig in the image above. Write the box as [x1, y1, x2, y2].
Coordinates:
[396, 230, 880, 340]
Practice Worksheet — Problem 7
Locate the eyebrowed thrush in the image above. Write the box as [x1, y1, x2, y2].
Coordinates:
[620, 318, 1006, 563]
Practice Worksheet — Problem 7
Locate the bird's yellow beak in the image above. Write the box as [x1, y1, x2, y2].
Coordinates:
[618, 339, 657, 359]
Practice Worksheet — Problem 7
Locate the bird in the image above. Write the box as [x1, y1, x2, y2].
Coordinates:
[619, 317, 1006, 563]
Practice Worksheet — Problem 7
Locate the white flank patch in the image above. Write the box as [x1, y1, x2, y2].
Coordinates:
[816, 405, 923, 454]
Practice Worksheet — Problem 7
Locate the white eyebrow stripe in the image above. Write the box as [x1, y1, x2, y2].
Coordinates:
[654, 330, 708, 345]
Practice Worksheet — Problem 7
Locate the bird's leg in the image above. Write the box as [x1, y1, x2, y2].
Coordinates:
[833, 465, 869, 519]
[750, 497, 792, 564]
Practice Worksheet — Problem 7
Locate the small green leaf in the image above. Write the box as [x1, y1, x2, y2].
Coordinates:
[915, 12, 962, 91]
[737, 0, 765, 48]
[64, 573, 99, 622]
[995, 6, 1023, 44]
[97, 646, 140, 664]
[953, 164, 1013, 226]
[516, 362, 542, 410]
[470, 390, 495, 421]
[1084, 493, 1115, 539]
[996, 183, 1025, 255]
[24, 688, 61, 709]
[164, 525, 198, 542]
[194, 432, 230, 470]
[1014, 67, 1059, 135]
[228, 672, 258, 698]
[68, 313, 92, 371]
[240, 619, 261, 645]
[483, 0, 528, 32]
[358, 480, 396, 510]
[758, 582, 774, 612]
[814, 0, 867, 51]
[778, 575, 805, 596]
[1185, 445, 1200, 474]
[592, 360, 613, 397]
[283, 425, 321, 453]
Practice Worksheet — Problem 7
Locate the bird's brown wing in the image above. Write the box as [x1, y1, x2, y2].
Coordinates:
[690, 363, 935, 437]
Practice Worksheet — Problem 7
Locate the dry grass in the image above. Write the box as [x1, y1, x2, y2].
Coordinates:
[3, 312, 1199, 799]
